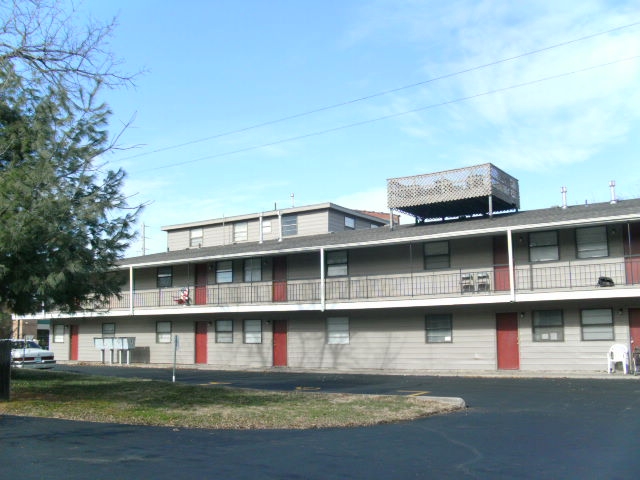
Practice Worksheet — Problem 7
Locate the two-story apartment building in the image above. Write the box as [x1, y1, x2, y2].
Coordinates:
[44, 164, 640, 373]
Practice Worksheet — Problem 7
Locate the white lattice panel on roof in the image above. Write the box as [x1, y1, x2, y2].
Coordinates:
[387, 163, 519, 218]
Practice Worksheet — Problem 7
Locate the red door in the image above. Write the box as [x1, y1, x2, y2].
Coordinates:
[69, 325, 79, 361]
[273, 320, 287, 366]
[195, 263, 208, 305]
[272, 256, 287, 302]
[493, 235, 510, 291]
[195, 321, 208, 364]
[496, 313, 519, 370]
[624, 223, 640, 285]
[630, 309, 640, 355]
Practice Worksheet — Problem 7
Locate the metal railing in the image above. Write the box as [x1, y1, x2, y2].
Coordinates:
[94, 257, 639, 312]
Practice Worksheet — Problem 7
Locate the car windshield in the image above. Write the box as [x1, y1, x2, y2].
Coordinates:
[10, 340, 42, 349]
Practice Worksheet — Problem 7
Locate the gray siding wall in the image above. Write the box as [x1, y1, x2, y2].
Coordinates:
[167, 229, 189, 251]
[295, 210, 329, 237]
[519, 307, 629, 372]
[52, 305, 632, 372]
[286, 310, 496, 371]
[328, 210, 347, 232]
[287, 252, 320, 280]
[348, 244, 413, 276]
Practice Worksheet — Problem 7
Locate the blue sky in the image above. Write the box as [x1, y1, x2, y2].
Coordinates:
[76, 0, 640, 256]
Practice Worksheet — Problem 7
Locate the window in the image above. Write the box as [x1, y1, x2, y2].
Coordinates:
[102, 323, 115, 337]
[244, 258, 262, 282]
[529, 231, 559, 262]
[581, 309, 614, 341]
[243, 319, 262, 344]
[234, 222, 248, 242]
[327, 317, 349, 344]
[326, 250, 348, 277]
[345, 216, 355, 229]
[262, 220, 272, 235]
[190, 228, 203, 247]
[282, 215, 297, 236]
[53, 324, 64, 343]
[156, 321, 172, 343]
[157, 266, 173, 288]
[215, 320, 233, 343]
[576, 226, 608, 259]
[424, 241, 450, 270]
[425, 314, 452, 343]
[532, 310, 564, 342]
[216, 261, 233, 283]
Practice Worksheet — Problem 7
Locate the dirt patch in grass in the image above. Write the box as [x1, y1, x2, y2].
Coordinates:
[0, 369, 463, 430]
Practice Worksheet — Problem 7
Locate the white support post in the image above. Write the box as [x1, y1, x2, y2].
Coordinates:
[129, 266, 134, 315]
[320, 248, 326, 311]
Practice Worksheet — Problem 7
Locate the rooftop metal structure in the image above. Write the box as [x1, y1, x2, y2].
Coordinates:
[387, 163, 520, 221]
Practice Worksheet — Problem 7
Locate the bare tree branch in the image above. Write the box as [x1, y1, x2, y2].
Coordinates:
[1, 0, 140, 104]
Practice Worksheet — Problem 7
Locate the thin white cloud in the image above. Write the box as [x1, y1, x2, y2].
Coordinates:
[347, 0, 640, 173]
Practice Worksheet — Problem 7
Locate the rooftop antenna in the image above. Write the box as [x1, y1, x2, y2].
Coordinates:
[561, 187, 567, 209]
[291, 193, 295, 207]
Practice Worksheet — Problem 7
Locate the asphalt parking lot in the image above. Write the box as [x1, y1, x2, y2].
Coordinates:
[2, 365, 640, 479]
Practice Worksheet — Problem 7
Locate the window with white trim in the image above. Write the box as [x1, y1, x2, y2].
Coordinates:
[244, 258, 262, 282]
[243, 319, 262, 344]
[216, 260, 233, 283]
[190, 228, 203, 247]
[424, 241, 450, 270]
[156, 321, 172, 344]
[215, 319, 233, 343]
[53, 324, 64, 343]
[532, 310, 564, 342]
[157, 266, 173, 288]
[282, 215, 297, 236]
[327, 317, 349, 344]
[576, 226, 608, 259]
[581, 309, 614, 341]
[234, 222, 248, 242]
[529, 231, 559, 262]
[425, 314, 452, 343]
[326, 250, 348, 277]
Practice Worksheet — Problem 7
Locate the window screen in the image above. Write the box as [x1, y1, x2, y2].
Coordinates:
[532, 310, 564, 342]
[581, 309, 614, 341]
[327, 317, 349, 344]
[426, 314, 452, 343]
[529, 231, 559, 262]
[576, 226, 608, 259]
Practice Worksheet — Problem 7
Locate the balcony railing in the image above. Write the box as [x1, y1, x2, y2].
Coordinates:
[90, 257, 640, 312]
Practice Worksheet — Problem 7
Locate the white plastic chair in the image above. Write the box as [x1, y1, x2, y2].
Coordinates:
[607, 344, 630, 374]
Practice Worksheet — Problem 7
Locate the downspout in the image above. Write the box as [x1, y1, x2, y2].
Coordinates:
[259, 212, 264, 244]
[278, 210, 282, 242]
[320, 247, 326, 311]
[129, 266, 134, 315]
[507, 228, 516, 302]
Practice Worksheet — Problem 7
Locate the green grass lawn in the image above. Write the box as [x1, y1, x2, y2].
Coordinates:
[0, 369, 461, 429]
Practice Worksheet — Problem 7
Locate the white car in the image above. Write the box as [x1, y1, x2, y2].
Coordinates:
[9, 340, 56, 369]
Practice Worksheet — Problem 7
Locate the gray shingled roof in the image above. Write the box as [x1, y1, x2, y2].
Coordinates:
[120, 198, 640, 267]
